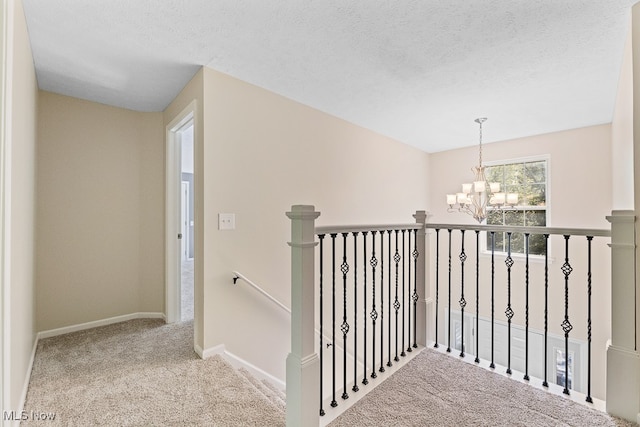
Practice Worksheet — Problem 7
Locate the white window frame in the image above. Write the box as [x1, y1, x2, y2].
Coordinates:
[481, 155, 551, 261]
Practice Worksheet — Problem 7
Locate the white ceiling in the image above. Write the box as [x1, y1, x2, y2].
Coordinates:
[22, 0, 635, 152]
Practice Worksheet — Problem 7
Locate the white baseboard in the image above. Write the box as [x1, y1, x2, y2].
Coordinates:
[200, 344, 285, 391]
[36, 312, 165, 340]
[196, 343, 225, 359]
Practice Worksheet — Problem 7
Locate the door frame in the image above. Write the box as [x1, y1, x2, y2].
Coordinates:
[181, 180, 190, 261]
[165, 101, 195, 324]
[0, 0, 11, 417]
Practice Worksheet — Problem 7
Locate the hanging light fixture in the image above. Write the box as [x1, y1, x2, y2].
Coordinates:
[446, 118, 518, 223]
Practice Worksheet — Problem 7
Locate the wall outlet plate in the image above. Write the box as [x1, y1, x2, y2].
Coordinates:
[218, 213, 235, 230]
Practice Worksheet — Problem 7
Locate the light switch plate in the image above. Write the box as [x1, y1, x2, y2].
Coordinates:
[218, 213, 235, 230]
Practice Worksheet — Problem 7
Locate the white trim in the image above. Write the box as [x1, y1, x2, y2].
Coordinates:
[36, 312, 165, 340]
[197, 343, 225, 359]
[165, 101, 196, 324]
[203, 345, 286, 391]
[198, 343, 286, 391]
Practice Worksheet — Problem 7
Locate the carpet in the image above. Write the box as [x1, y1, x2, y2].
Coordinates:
[22, 319, 284, 426]
[328, 347, 636, 427]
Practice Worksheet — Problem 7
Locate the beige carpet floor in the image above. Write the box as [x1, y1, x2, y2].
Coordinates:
[329, 347, 636, 427]
[22, 318, 638, 426]
[22, 319, 284, 426]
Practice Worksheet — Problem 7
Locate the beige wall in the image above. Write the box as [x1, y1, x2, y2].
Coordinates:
[428, 125, 613, 399]
[36, 92, 164, 331]
[612, 18, 634, 210]
[429, 124, 612, 228]
[191, 67, 429, 380]
[2, 0, 38, 417]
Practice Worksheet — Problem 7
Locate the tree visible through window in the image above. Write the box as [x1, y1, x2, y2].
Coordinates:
[485, 159, 547, 255]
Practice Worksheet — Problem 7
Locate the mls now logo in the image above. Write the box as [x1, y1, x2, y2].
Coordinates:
[3, 410, 56, 421]
[2, 411, 28, 421]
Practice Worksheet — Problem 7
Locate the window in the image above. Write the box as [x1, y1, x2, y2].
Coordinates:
[485, 158, 548, 256]
[555, 348, 573, 389]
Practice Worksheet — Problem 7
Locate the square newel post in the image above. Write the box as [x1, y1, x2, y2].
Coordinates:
[413, 210, 428, 347]
[606, 210, 639, 422]
[286, 205, 321, 427]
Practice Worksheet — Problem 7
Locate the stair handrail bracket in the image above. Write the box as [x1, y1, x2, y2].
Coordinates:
[286, 205, 321, 427]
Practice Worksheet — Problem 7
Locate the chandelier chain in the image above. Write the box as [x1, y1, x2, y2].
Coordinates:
[478, 121, 483, 168]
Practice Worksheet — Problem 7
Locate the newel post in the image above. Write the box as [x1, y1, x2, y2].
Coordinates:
[286, 205, 321, 427]
[414, 210, 428, 347]
[606, 210, 639, 422]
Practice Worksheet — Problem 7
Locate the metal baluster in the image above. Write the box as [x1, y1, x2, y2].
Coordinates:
[370, 231, 378, 379]
[447, 229, 452, 353]
[341, 233, 350, 400]
[407, 229, 413, 353]
[362, 231, 369, 386]
[459, 230, 467, 358]
[561, 235, 573, 395]
[586, 236, 593, 403]
[387, 230, 392, 368]
[379, 231, 385, 373]
[412, 228, 419, 349]
[434, 229, 440, 349]
[542, 234, 549, 387]
[505, 232, 514, 375]
[394, 230, 401, 362]
[319, 234, 325, 416]
[402, 230, 407, 356]
[490, 231, 495, 369]
[352, 232, 359, 393]
[330, 233, 338, 407]
[524, 233, 530, 381]
[475, 230, 480, 364]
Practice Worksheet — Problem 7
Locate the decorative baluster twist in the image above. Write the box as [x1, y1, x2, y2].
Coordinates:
[459, 230, 467, 358]
[340, 233, 350, 400]
[370, 231, 378, 379]
[561, 235, 573, 395]
[505, 232, 514, 375]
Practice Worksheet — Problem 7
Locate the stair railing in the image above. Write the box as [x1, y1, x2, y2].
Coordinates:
[286, 206, 428, 427]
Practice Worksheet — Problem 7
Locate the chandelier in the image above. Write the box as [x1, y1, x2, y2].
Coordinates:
[446, 118, 518, 223]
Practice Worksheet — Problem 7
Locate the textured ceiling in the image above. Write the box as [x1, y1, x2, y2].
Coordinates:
[22, 1, 634, 152]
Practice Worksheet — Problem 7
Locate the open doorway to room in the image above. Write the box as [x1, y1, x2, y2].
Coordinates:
[179, 121, 194, 321]
[166, 101, 196, 324]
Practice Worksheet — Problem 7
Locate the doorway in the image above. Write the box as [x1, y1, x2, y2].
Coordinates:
[166, 102, 196, 324]
[179, 121, 194, 321]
